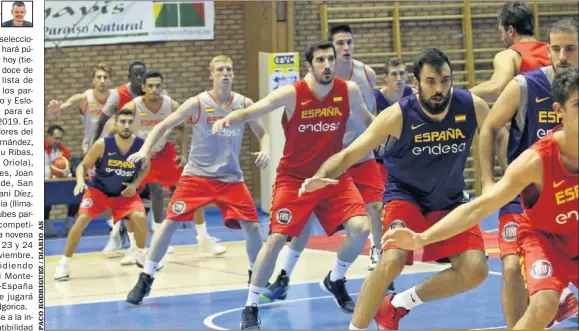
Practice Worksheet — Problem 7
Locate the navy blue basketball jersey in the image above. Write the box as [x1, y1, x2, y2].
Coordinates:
[382, 88, 477, 212]
[374, 86, 414, 115]
[90, 136, 144, 197]
[501, 66, 558, 216]
[374, 86, 414, 162]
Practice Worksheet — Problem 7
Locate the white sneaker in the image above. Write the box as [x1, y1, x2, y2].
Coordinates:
[53, 262, 70, 281]
[120, 248, 139, 265]
[368, 246, 381, 271]
[197, 235, 226, 256]
[102, 231, 123, 253]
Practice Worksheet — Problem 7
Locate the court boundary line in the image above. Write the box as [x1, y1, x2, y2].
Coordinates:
[203, 272, 504, 330]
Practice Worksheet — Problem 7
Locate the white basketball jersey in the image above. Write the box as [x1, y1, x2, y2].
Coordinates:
[344, 59, 375, 163]
[183, 92, 246, 183]
[133, 95, 173, 152]
[81, 89, 109, 154]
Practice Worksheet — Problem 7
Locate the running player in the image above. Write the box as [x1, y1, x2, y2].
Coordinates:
[53, 109, 150, 281]
[300, 48, 492, 330]
[210, 41, 372, 329]
[261, 25, 382, 305]
[478, 18, 578, 328]
[125, 55, 270, 305]
[384, 67, 578, 330]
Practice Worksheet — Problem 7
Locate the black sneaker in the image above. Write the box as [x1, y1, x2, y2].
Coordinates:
[260, 270, 289, 302]
[240, 304, 260, 330]
[127, 272, 154, 305]
[320, 271, 355, 313]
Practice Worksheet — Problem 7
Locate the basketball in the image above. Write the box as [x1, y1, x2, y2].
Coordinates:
[50, 156, 71, 178]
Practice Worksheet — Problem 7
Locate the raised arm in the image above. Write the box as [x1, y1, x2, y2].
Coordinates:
[469, 50, 518, 101]
[316, 103, 402, 180]
[129, 96, 199, 162]
[212, 85, 296, 132]
[411, 148, 542, 247]
[478, 79, 521, 188]
[47, 93, 86, 119]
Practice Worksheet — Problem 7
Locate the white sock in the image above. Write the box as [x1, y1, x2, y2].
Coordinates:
[128, 232, 136, 250]
[143, 260, 159, 277]
[107, 218, 114, 227]
[349, 322, 367, 330]
[369, 233, 375, 246]
[330, 259, 351, 281]
[391, 286, 423, 310]
[246, 285, 263, 306]
[280, 246, 301, 277]
[249, 261, 254, 271]
[110, 221, 121, 237]
[195, 222, 208, 239]
[60, 256, 71, 265]
[560, 287, 572, 303]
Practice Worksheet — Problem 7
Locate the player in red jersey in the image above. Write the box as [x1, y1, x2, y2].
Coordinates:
[211, 41, 374, 330]
[384, 67, 578, 330]
[478, 18, 578, 328]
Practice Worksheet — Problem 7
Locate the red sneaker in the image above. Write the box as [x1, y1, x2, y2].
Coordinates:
[373, 293, 409, 330]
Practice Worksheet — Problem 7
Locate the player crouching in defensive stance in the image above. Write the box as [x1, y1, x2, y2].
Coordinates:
[384, 68, 579, 330]
[53, 109, 151, 281]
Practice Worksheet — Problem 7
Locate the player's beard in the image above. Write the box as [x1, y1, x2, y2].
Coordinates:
[314, 70, 334, 85]
[418, 85, 451, 115]
[118, 130, 132, 139]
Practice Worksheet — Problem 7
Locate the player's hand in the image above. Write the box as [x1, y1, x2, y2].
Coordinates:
[73, 182, 88, 196]
[381, 228, 425, 251]
[175, 155, 187, 168]
[121, 182, 137, 197]
[252, 151, 269, 169]
[212, 117, 230, 134]
[127, 151, 148, 164]
[298, 176, 339, 197]
[47, 99, 62, 113]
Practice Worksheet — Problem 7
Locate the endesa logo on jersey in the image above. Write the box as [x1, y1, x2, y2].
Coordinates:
[412, 128, 467, 155]
[298, 121, 341, 133]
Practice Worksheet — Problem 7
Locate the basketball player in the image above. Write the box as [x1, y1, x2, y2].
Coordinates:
[384, 67, 578, 330]
[471, 1, 551, 170]
[478, 18, 578, 328]
[300, 48, 492, 330]
[261, 26, 383, 306]
[53, 109, 150, 281]
[47, 63, 114, 155]
[125, 55, 270, 305]
[373, 56, 415, 196]
[211, 42, 372, 329]
[470, 1, 550, 102]
[94, 62, 225, 258]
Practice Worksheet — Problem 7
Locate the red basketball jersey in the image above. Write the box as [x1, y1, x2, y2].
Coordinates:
[510, 41, 551, 74]
[277, 78, 350, 180]
[116, 83, 135, 113]
[521, 128, 578, 255]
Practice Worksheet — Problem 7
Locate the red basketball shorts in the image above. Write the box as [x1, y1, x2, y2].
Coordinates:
[269, 175, 367, 237]
[377, 160, 388, 186]
[142, 141, 184, 188]
[498, 213, 526, 258]
[78, 188, 145, 223]
[383, 200, 485, 262]
[517, 219, 578, 296]
[346, 159, 384, 204]
[166, 175, 258, 229]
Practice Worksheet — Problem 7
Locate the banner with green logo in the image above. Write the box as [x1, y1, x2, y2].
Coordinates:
[44, 1, 215, 48]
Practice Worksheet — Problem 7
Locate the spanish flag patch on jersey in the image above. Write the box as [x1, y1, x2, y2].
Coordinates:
[333, 96, 343, 102]
[206, 107, 214, 113]
[455, 114, 466, 123]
